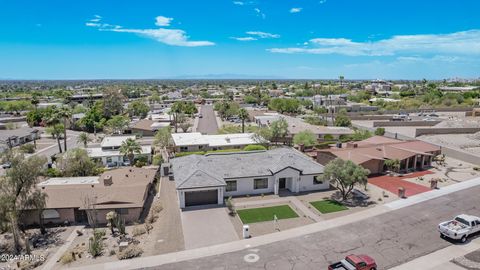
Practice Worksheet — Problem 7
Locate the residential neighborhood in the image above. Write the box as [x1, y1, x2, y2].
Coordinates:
[1, 1, 480, 270]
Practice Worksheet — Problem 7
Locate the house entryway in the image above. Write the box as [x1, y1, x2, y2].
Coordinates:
[279, 178, 286, 189]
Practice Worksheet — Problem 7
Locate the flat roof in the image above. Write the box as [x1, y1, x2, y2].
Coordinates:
[87, 146, 151, 158]
[38, 176, 100, 186]
[101, 136, 136, 148]
[171, 132, 263, 147]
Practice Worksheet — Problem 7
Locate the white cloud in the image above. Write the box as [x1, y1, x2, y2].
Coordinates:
[86, 15, 214, 47]
[290, 8, 302, 13]
[268, 30, 480, 56]
[155, 16, 173, 27]
[246, 31, 280, 39]
[231, 37, 257, 41]
[254, 8, 265, 19]
[233, 1, 244, 5]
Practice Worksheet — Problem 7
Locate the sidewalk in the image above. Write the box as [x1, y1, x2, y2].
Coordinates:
[72, 176, 480, 270]
[389, 237, 480, 270]
[41, 225, 84, 270]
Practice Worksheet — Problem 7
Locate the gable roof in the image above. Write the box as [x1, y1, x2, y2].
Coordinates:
[171, 148, 324, 190]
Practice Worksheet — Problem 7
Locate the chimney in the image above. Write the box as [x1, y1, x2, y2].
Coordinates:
[299, 143, 305, 152]
[103, 175, 113, 186]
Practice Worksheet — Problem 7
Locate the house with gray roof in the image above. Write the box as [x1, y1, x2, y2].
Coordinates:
[171, 147, 327, 208]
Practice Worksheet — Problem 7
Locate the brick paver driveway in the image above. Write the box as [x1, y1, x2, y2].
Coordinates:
[369, 171, 434, 197]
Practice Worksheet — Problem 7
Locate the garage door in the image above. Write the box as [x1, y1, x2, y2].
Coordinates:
[185, 190, 218, 207]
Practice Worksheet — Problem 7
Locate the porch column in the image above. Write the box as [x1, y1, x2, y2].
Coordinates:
[178, 191, 185, 208]
[274, 178, 279, 195]
[217, 188, 224, 205]
[414, 155, 418, 170]
[295, 177, 300, 193]
[421, 156, 426, 169]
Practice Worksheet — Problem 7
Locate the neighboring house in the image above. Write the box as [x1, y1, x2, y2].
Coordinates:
[312, 94, 347, 107]
[129, 119, 170, 136]
[171, 132, 266, 152]
[317, 136, 441, 175]
[171, 148, 327, 208]
[439, 86, 479, 92]
[22, 167, 156, 226]
[254, 113, 353, 141]
[0, 127, 40, 149]
[87, 135, 152, 167]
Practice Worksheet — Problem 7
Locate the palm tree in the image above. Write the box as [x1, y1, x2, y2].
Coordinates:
[46, 123, 64, 153]
[55, 107, 72, 152]
[238, 108, 249, 133]
[119, 138, 142, 165]
[77, 132, 92, 148]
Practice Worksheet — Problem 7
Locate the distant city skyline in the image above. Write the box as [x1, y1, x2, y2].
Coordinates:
[1, 0, 479, 80]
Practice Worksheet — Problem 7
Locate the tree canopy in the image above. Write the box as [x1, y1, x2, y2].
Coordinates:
[322, 158, 370, 200]
[293, 130, 317, 147]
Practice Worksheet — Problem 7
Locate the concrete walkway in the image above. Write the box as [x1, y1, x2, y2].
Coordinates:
[390, 237, 480, 270]
[41, 225, 84, 270]
[72, 176, 480, 270]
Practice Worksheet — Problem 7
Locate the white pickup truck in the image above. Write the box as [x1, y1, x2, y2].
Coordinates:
[438, 214, 480, 243]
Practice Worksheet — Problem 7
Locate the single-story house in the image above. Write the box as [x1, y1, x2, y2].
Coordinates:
[0, 127, 40, 149]
[22, 167, 156, 226]
[171, 132, 267, 152]
[129, 119, 170, 136]
[317, 136, 441, 175]
[87, 136, 152, 167]
[254, 113, 353, 141]
[171, 148, 327, 208]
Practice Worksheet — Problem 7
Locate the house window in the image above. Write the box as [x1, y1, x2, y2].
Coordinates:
[313, 175, 323, 185]
[116, 208, 129, 215]
[226, 181, 237, 192]
[254, 178, 268, 189]
[180, 146, 188, 151]
[106, 157, 112, 163]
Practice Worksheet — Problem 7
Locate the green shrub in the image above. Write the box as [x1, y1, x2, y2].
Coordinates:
[19, 143, 35, 153]
[117, 245, 143, 260]
[374, 127, 385, 136]
[46, 168, 63, 177]
[152, 154, 163, 165]
[323, 134, 334, 141]
[243, 145, 266, 151]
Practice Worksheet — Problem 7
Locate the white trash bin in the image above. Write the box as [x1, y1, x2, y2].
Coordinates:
[242, 225, 250, 239]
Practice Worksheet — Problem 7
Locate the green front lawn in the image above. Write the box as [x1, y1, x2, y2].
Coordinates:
[237, 205, 299, 224]
[310, 200, 348, 214]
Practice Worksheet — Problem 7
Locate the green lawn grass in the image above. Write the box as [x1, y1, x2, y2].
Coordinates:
[237, 205, 298, 224]
[310, 200, 348, 214]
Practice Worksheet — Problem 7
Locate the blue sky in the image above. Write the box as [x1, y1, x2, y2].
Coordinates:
[1, 0, 479, 80]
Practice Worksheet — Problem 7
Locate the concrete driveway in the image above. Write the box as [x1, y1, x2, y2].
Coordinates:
[181, 206, 238, 249]
[196, 105, 218, 135]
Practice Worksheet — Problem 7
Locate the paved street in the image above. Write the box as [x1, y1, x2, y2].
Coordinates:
[150, 185, 480, 270]
[196, 105, 218, 135]
[32, 130, 82, 161]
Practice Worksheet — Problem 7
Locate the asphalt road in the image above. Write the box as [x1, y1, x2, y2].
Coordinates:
[32, 130, 81, 161]
[196, 105, 218, 135]
[146, 186, 480, 270]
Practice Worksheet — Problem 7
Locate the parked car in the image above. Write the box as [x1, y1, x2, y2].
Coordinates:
[438, 214, 480, 243]
[198, 113, 203, 118]
[328, 254, 377, 270]
[1, 162, 11, 169]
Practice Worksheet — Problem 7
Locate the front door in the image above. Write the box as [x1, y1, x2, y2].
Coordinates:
[74, 208, 88, 224]
[279, 178, 286, 189]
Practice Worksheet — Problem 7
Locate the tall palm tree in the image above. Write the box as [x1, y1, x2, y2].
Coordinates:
[55, 107, 72, 152]
[46, 123, 64, 153]
[77, 132, 92, 148]
[238, 108, 249, 133]
[119, 138, 142, 165]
